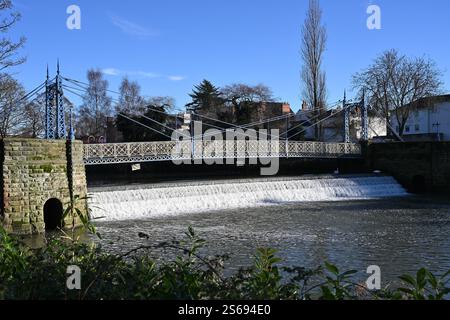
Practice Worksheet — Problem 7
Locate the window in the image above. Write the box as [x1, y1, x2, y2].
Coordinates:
[415, 124, 420, 132]
[396, 126, 399, 133]
[405, 126, 410, 133]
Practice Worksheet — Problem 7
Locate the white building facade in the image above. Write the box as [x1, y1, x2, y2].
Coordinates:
[295, 105, 386, 143]
[392, 95, 450, 141]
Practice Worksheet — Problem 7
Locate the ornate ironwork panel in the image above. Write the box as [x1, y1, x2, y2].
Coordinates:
[45, 84, 57, 140]
[55, 75, 67, 139]
[83, 141, 362, 165]
[45, 70, 67, 140]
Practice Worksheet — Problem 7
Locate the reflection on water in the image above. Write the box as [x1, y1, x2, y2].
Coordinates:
[21, 195, 450, 286]
[88, 195, 450, 284]
[18, 228, 86, 249]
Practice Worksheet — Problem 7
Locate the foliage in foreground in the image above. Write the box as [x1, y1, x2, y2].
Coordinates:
[0, 226, 449, 300]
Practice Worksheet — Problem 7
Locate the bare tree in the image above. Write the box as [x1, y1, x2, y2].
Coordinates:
[76, 69, 112, 137]
[222, 83, 274, 104]
[116, 77, 145, 115]
[222, 83, 275, 125]
[146, 96, 174, 109]
[353, 50, 443, 136]
[0, 1, 26, 138]
[353, 50, 395, 135]
[0, 73, 26, 137]
[0, 0, 26, 71]
[21, 97, 45, 138]
[301, 0, 327, 141]
[145, 96, 175, 110]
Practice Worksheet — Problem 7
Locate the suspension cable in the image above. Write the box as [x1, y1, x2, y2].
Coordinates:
[2, 81, 48, 125]
[63, 75, 364, 142]
[288, 104, 352, 140]
[117, 113, 174, 140]
[13, 80, 48, 106]
[63, 86, 186, 139]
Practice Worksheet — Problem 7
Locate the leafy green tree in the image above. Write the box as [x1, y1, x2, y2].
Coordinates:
[186, 80, 224, 114]
[185, 80, 227, 131]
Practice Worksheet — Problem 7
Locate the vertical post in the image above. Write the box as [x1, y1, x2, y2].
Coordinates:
[190, 111, 195, 160]
[45, 66, 50, 139]
[285, 113, 289, 157]
[361, 89, 369, 142]
[69, 105, 75, 141]
[285, 114, 289, 140]
[66, 138, 75, 229]
[344, 91, 350, 143]
[55, 63, 60, 138]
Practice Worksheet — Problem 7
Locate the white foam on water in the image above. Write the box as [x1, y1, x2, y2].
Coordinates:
[88, 176, 408, 221]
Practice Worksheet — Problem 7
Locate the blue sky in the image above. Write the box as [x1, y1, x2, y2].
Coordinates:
[9, 0, 450, 112]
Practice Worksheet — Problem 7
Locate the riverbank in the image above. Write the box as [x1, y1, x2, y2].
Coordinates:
[2, 225, 449, 300]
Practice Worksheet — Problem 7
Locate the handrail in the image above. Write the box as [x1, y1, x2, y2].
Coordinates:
[83, 141, 362, 165]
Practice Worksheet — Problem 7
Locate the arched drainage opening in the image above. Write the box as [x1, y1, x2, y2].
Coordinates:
[44, 198, 64, 231]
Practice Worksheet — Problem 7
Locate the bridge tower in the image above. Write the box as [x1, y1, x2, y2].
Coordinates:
[45, 62, 68, 140]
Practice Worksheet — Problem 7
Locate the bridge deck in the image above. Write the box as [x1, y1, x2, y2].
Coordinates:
[83, 141, 362, 165]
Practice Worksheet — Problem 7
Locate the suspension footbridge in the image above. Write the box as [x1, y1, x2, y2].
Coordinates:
[83, 140, 362, 165]
[12, 66, 382, 166]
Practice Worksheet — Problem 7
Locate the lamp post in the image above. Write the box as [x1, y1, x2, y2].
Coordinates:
[432, 122, 441, 141]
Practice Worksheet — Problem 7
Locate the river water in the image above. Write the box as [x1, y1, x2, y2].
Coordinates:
[86, 175, 450, 285]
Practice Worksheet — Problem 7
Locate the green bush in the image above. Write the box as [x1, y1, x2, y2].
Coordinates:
[0, 225, 449, 300]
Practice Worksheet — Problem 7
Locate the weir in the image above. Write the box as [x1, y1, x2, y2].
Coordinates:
[88, 175, 408, 222]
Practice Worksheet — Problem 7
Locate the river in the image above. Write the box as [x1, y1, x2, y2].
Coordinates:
[85, 175, 450, 285]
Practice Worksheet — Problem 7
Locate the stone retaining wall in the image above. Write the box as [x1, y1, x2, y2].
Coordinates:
[367, 142, 450, 192]
[1, 138, 88, 235]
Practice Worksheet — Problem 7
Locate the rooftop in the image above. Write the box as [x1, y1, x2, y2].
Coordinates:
[405, 94, 450, 110]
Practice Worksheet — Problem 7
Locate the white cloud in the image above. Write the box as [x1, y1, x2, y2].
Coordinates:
[110, 14, 159, 37]
[102, 68, 186, 81]
[102, 68, 121, 76]
[168, 75, 186, 81]
[134, 71, 160, 78]
[102, 68, 161, 79]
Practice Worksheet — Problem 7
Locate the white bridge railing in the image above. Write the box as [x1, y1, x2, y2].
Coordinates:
[83, 141, 362, 165]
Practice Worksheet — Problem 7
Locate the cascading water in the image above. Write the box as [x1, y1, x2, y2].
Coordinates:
[88, 175, 408, 221]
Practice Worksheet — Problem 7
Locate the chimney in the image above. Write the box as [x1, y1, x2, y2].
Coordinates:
[282, 103, 292, 114]
[302, 100, 308, 111]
